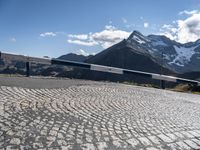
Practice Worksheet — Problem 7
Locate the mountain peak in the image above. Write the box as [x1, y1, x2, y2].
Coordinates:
[127, 30, 149, 44]
[129, 30, 143, 38]
[132, 30, 142, 34]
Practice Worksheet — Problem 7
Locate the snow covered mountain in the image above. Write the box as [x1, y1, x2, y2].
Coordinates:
[126, 31, 200, 73]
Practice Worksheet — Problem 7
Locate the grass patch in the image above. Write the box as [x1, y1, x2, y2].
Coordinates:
[122, 81, 160, 89]
[172, 84, 200, 95]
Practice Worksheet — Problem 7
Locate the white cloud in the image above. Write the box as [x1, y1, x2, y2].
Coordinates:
[91, 27, 130, 48]
[40, 32, 56, 37]
[109, 21, 113, 24]
[76, 49, 96, 56]
[104, 25, 116, 30]
[76, 49, 89, 56]
[160, 31, 177, 41]
[10, 38, 16, 42]
[67, 39, 98, 46]
[144, 22, 149, 28]
[68, 34, 88, 40]
[68, 25, 130, 48]
[176, 13, 200, 43]
[179, 10, 199, 15]
[140, 16, 144, 20]
[162, 24, 173, 29]
[122, 18, 127, 23]
[159, 12, 200, 43]
[160, 24, 178, 40]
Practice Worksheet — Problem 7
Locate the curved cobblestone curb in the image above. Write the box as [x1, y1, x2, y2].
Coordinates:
[0, 84, 200, 149]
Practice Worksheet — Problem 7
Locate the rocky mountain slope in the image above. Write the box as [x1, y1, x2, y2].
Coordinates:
[0, 30, 200, 83]
[125, 31, 200, 73]
[86, 39, 174, 75]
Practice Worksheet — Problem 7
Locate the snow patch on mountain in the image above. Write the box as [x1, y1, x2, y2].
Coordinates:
[163, 54, 171, 60]
[152, 40, 168, 47]
[125, 31, 200, 72]
[132, 35, 146, 44]
[169, 45, 197, 66]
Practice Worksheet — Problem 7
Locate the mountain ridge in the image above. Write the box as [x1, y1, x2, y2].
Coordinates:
[56, 30, 200, 74]
[85, 38, 175, 75]
[58, 30, 200, 74]
[121, 30, 200, 73]
[58, 53, 93, 62]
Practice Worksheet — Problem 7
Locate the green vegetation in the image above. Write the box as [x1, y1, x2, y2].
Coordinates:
[123, 81, 200, 95]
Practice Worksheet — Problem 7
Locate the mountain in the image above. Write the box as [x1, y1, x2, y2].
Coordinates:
[1, 30, 199, 85]
[58, 53, 93, 62]
[178, 72, 200, 81]
[58, 31, 200, 73]
[125, 31, 200, 73]
[86, 34, 175, 75]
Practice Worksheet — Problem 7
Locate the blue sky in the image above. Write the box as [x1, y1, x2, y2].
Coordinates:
[0, 0, 200, 58]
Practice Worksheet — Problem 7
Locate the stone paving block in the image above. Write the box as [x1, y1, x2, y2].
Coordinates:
[0, 80, 200, 149]
[176, 141, 191, 150]
[148, 136, 161, 145]
[157, 134, 173, 143]
[184, 140, 200, 149]
[138, 137, 153, 146]
[127, 138, 140, 148]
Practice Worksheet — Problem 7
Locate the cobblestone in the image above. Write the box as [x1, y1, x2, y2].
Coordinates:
[0, 78, 200, 149]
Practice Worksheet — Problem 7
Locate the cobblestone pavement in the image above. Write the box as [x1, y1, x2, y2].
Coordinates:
[0, 77, 200, 149]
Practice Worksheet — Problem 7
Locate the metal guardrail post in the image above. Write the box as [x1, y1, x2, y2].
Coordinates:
[26, 61, 30, 77]
[161, 80, 165, 89]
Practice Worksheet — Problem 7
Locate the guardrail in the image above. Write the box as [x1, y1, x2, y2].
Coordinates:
[1, 52, 200, 89]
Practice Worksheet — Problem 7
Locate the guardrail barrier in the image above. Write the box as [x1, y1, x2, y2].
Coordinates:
[1, 52, 200, 89]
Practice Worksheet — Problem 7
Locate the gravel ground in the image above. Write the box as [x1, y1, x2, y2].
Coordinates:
[0, 76, 107, 89]
[0, 76, 200, 150]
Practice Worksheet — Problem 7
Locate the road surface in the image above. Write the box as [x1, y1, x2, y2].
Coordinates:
[0, 76, 200, 150]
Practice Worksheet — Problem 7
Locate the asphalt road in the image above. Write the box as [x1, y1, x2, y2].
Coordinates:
[0, 76, 200, 150]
